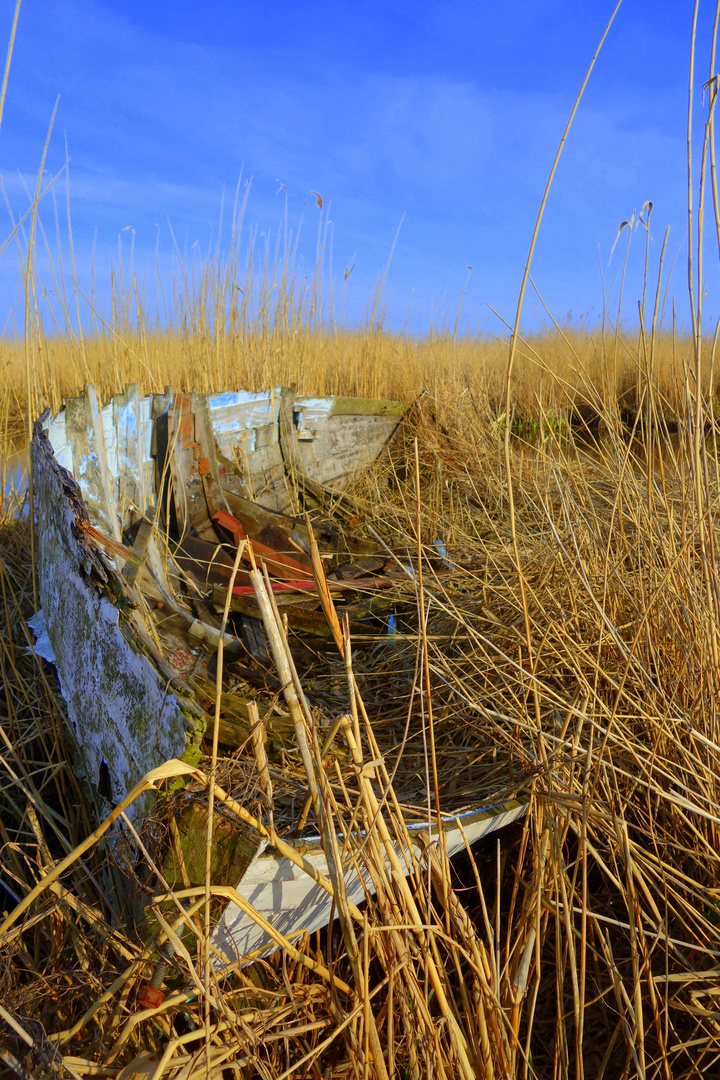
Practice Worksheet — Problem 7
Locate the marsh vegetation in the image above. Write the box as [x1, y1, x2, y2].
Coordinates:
[4, 5, 720, 1079]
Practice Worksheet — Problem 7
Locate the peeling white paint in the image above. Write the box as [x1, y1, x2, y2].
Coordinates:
[27, 609, 56, 663]
[44, 412, 73, 473]
[208, 389, 280, 457]
[213, 800, 527, 967]
[32, 435, 194, 819]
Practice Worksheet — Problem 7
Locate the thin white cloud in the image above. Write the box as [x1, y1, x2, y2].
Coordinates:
[0, 0, 709, 328]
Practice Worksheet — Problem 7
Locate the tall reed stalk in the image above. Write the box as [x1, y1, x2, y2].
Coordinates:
[4, 5, 720, 1079]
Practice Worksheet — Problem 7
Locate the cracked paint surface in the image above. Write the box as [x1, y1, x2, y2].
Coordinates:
[32, 430, 193, 818]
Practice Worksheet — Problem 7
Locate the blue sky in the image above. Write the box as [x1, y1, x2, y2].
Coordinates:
[0, 1, 715, 334]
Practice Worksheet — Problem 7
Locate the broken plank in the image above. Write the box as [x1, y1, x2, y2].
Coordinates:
[167, 394, 221, 542]
[64, 386, 122, 544]
[325, 396, 408, 418]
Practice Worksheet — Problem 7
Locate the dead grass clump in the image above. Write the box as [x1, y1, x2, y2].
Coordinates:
[2, 6, 720, 1061]
[2, 381, 720, 1076]
[0, 323, 705, 450]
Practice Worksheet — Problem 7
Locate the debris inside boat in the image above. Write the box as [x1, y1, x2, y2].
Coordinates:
[30, 385, 527, 973]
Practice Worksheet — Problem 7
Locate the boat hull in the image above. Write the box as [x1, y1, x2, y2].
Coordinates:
[31, 385, 528, 967]
[32, 385, 406, 809]
[213, 799, 527, 966]
[32, 429, 195, 818]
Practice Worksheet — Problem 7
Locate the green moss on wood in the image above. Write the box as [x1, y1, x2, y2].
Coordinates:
[163, 799, 261, 888]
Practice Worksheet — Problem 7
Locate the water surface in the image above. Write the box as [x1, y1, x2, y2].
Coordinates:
[2, 443, 28, 505]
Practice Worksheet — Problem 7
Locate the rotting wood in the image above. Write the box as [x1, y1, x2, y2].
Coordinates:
[222, 487, 381, 560]
[326, 396, 408, 418]
[31, 424, 193, 817]
[29, 383, 529, 977]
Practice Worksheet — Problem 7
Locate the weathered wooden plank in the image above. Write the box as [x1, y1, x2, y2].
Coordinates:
[191, 391, 231, 521]
[43, 410, 73, 473]
[293, 396, 407, 429]
[209, 389, 405, 512]
[123, 518, 193, 619]
[113, 384, 154, 531]
[241, 449, 292, 512]
[212, 798, 527, 966]
[174, 535, 250, 589]
[277, 386, 302, 511]
[64, 387, 121, 544]
[167, 394, 219, 542]
[205, 389, 293, 513]
[206, 389, 279, 460]
[326, 396, 408, 418]
[220, 488, 380, 560]
[297, 414, 401, 490]
[150, 389, 172, 484]
[274, 392, 404, 496]
[212, 508, 312, 581]
[162, 799, 262, 889]
[31, 426, 196, 818]
[221, 489, 312, 565]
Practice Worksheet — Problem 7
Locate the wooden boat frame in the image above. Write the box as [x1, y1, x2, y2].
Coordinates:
[31, 384, 527, 968]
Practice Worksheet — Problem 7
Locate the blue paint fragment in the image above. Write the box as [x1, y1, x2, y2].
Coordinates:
[292, 532, 310, 554]
[432, 539, 456, 570]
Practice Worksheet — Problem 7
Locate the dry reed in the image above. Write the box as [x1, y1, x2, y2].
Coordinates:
[4, 6, 720, 1078]
[3, 374, 720, 1077]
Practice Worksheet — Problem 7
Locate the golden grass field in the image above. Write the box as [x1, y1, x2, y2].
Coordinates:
[5, 7, 720, 1077]
[0, 319, 710, 448]
[3, 276, 720, 1079]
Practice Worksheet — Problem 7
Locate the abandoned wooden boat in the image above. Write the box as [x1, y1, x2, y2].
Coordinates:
[31, 384, 527, 970]
[32, 384, 406, 807]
